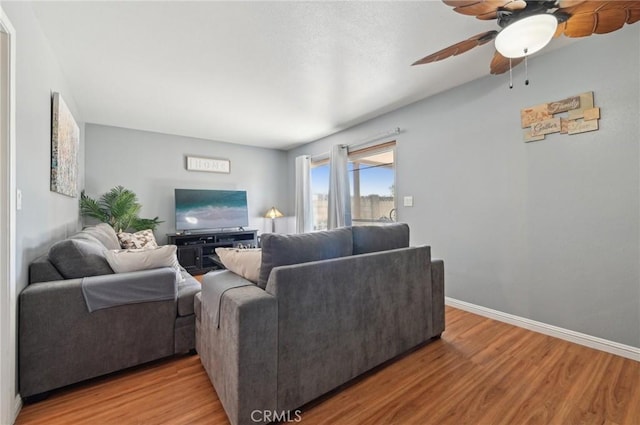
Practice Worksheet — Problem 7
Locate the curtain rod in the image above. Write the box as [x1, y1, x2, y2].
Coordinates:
[309, 127, 401, 162]
[350, 127, 401, 150]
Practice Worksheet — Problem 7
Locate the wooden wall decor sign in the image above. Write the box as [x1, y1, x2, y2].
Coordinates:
[186, 156, 231, 173]
[520, 92, 600, 142]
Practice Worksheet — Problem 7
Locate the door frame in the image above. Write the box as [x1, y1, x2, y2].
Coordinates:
[0, 6, 19, 423]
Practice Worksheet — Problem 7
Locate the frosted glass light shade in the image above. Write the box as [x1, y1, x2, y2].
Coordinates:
[264, 206, 284, 219]
[265, 206, 284, 233]
[495, 14, 558, 58]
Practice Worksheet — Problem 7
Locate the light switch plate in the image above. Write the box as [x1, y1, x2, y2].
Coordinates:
[17, 189, 22, 210]
[403, 196, 413, 207]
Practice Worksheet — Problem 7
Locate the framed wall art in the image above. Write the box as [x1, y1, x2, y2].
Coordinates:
[185, 155, 231, 174]
[50, 92, 79, 197]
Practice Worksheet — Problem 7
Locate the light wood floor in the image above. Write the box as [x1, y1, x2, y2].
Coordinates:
[16, 306, 640, 425]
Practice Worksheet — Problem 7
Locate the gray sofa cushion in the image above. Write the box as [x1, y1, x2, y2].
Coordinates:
[194, 292, 202, 320]
[69, 232, 102, 245]
[258, 227, 353, 289]
[49, 238, 114, 279]
[78, 223, 121, 250]
[177, 273, 202, 316]
[352, 223, 410, 255]
[29, 255, 64, 283]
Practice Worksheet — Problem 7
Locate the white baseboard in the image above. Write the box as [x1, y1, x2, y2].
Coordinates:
[445, 297, 640, 362]
[13, 394, 21, 423]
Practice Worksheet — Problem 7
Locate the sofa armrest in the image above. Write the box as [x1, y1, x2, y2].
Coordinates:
[431, 259, 445, 336]
[19, 269, 177, 397]
[200, 272, 277, 425]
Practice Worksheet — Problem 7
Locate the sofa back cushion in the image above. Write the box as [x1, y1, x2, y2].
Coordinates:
[258, 227, 353, 289]
[352, 223, 410, 255]
[48, 238, 114, 279]
[29, 255, 64, 283]
[75, 223, 121, 250]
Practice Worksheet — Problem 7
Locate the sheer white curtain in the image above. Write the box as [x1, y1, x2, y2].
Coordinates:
[327, 145, 352, 229]
[294, 155, 312, 233]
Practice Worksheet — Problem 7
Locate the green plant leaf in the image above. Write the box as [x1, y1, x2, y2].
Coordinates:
[79, 191, 109, 223]
[132, 217, 164, 232]
[79, 186, 162, 232]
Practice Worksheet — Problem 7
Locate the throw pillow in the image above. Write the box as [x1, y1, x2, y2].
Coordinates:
[117, 229, 158, 249]
[215, 247, 262, 284]
[105, 245, 184, 283]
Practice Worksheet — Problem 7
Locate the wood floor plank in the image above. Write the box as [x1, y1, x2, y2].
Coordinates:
[16, 307, 639, 425]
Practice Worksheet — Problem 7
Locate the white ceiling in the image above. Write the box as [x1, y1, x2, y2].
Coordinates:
[31, 1, 579, 150]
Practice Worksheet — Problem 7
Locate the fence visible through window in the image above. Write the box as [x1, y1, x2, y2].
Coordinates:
[311, 141, 396, 230]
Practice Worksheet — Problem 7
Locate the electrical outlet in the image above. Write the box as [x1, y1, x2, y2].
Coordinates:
[403, 196, 413, 207]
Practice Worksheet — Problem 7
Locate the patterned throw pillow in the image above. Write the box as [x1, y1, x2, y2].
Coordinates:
[117, 229, 158, 249]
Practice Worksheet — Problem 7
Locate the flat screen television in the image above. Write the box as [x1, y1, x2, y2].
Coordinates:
[175, 189, 249, 231]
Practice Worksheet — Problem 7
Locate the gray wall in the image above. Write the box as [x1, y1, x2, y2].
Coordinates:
[288, 26, 640, 348]
[4, 2, 84, 293]
[84, 124, 289, 242]
[3, 2, 84, 408]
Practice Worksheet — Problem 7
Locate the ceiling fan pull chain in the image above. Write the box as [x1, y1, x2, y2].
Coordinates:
[509, 58, 513, 89]
[524, 48, 529, 86]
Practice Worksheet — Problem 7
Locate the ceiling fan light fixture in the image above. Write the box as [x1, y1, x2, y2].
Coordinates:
[495, 14, 558, 58]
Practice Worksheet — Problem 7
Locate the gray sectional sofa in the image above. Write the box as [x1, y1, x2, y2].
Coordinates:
[19, 223, 201, 399]
[196, 223, 445, 425]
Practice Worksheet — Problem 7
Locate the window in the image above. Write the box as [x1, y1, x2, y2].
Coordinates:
[311, 141, 396, 230]
[349, 142, 396, 225]
[310, 160, 329, 231]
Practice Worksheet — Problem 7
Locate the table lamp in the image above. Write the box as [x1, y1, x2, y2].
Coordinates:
[264, 206, 284, 233]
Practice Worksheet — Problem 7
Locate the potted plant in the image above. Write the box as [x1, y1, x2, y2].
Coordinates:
[80, 185, 163, 232]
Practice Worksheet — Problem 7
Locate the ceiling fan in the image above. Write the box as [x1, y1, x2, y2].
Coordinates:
[412, 1, 640, 75]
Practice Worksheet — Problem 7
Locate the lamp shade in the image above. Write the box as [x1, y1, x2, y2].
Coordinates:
[264, 206, 284, 219]
[495, 14, 558, 59]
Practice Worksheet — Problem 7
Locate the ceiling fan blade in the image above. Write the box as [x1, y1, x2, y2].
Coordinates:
[594, 1, 639, 10]
[412, 30, 498, 66]
[489, 51, 524, 75]
[476, 9, 499, 20]
[559, 1, 640, 37]
[563, 12, 596, 37]
[557, 0, 600, 14]
[445, 0, 516, 18]
[602, 0, 640, 24]
[553, 21, 567, 37]
[627, 9, 640, 24]
[503, 0, 527, 11]
[558, 0, 586, 8]
[594, 9, 628, 34]
[442, 0, 480, 7]
[559, 1, 639, 15]
[471, 0, 526, 17]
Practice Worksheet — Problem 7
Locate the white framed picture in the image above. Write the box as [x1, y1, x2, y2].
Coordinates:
[185, 156, 231, 174]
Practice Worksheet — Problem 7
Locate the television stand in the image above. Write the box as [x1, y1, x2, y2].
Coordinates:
[167, 229, 258, 275]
